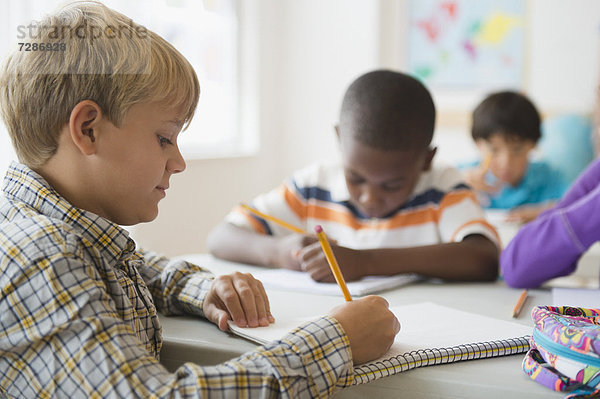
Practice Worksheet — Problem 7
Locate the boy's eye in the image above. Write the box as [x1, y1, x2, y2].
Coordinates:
[158, 135, 173, 147]
[347, 175, 364, 185]
[382, 183, 403, 192]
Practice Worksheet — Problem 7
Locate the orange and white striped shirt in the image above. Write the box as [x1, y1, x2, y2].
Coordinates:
[226, 162, 500, 249]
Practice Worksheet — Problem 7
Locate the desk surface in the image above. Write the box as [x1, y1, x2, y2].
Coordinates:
[159, 254, 564, 399]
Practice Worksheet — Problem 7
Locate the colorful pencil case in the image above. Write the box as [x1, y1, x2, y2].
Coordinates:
[522, 306, 600, 398]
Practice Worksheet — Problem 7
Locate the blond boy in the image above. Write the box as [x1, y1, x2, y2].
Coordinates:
[0, 2, 398, 397]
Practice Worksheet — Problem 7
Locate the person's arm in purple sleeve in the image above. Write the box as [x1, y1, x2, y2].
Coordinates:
[501, 165, 600, 288]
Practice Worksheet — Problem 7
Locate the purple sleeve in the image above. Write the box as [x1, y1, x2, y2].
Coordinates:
[501, 159, 600, 288]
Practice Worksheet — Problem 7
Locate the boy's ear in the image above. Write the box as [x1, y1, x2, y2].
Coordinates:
[68, 100, 102, 155]
[475, 139, 488, 153]
[523, 140, 537, 155]
[422, 146, 437, 171]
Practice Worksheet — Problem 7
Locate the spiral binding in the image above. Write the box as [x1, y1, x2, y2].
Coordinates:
[352, 336, 531, 385]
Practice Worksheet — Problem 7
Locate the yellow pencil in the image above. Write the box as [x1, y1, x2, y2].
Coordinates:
[481, 153, 492, 173]
[241, 203, 307, 234]
[314, 225, 352, 301]
[512, 289, 528, 318]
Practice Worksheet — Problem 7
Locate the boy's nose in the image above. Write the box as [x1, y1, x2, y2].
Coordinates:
[167, 146, 186, 174]
[496, 152, 512, 169]
[359, 186, 382, 212]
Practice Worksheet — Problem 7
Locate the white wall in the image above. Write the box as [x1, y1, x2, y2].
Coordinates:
[528, 0, 600, 113]
[275, 1, 380, 172]
[0, 4, 17, 175]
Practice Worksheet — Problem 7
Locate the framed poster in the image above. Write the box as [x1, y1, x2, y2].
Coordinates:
[408, 0, 525, 88]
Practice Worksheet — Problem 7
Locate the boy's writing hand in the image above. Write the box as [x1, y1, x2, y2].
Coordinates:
[464, 168, 502, 194]
[296, 242, 365, 282]
[203, 272, 275, 331]
[328, 295, 400, 364]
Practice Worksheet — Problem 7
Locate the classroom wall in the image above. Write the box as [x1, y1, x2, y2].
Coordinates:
[528, 0, 600, 113]
[102, 0, 600, 256]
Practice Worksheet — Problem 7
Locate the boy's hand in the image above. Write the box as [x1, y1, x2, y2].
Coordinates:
[328, 296, 400, 364]
[273, 234, 318, 270]
[296, 242, 365, 282]
[464, 168, 502, 194]
[505, 204, 551, 224]
[203, 272, 275, 331]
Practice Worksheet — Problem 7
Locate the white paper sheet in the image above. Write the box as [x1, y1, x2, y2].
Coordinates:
[252, 268, 420, 297]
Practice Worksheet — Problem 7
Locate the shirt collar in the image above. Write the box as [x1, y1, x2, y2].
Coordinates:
[2, 161, 135, 266]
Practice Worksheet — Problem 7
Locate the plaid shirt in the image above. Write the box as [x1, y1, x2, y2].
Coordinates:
[0, 162, 353, 398]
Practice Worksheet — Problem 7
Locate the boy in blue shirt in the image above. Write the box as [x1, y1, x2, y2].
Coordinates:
[463, 91, 567, 223]
[0, 2, 398, 397]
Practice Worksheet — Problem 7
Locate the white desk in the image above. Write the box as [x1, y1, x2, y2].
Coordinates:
[159, 255, 562, 398]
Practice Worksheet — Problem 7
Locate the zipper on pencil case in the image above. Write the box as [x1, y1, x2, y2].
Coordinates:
[532, 329, 600, 368]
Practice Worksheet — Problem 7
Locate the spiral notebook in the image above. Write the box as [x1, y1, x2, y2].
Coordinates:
[229, 302, 531, 384]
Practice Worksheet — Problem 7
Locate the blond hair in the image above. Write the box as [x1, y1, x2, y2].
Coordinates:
[0, 1, 200, 168]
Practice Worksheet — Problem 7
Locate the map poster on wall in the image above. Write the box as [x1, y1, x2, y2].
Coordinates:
[408, 0, 525, 88]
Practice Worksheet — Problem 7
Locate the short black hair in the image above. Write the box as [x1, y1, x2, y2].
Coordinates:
[471, 91, 541, 143]
[339, 70, 436, 150]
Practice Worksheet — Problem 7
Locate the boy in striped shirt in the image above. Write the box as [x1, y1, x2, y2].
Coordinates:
[209, 70, 500, 282]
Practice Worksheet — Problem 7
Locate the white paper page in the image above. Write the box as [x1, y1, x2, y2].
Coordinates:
[375, 302, 531, 363]
[252, 269, 419, 296]
[229, 316, 316, 345]
[552, 287, 600, 308]
[230, 302, 532, 362]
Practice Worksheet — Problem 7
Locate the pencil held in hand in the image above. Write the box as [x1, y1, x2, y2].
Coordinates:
[241, 203, 306, 234]
[315, 225, 352, 301]
[480, 154, 491, 173]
